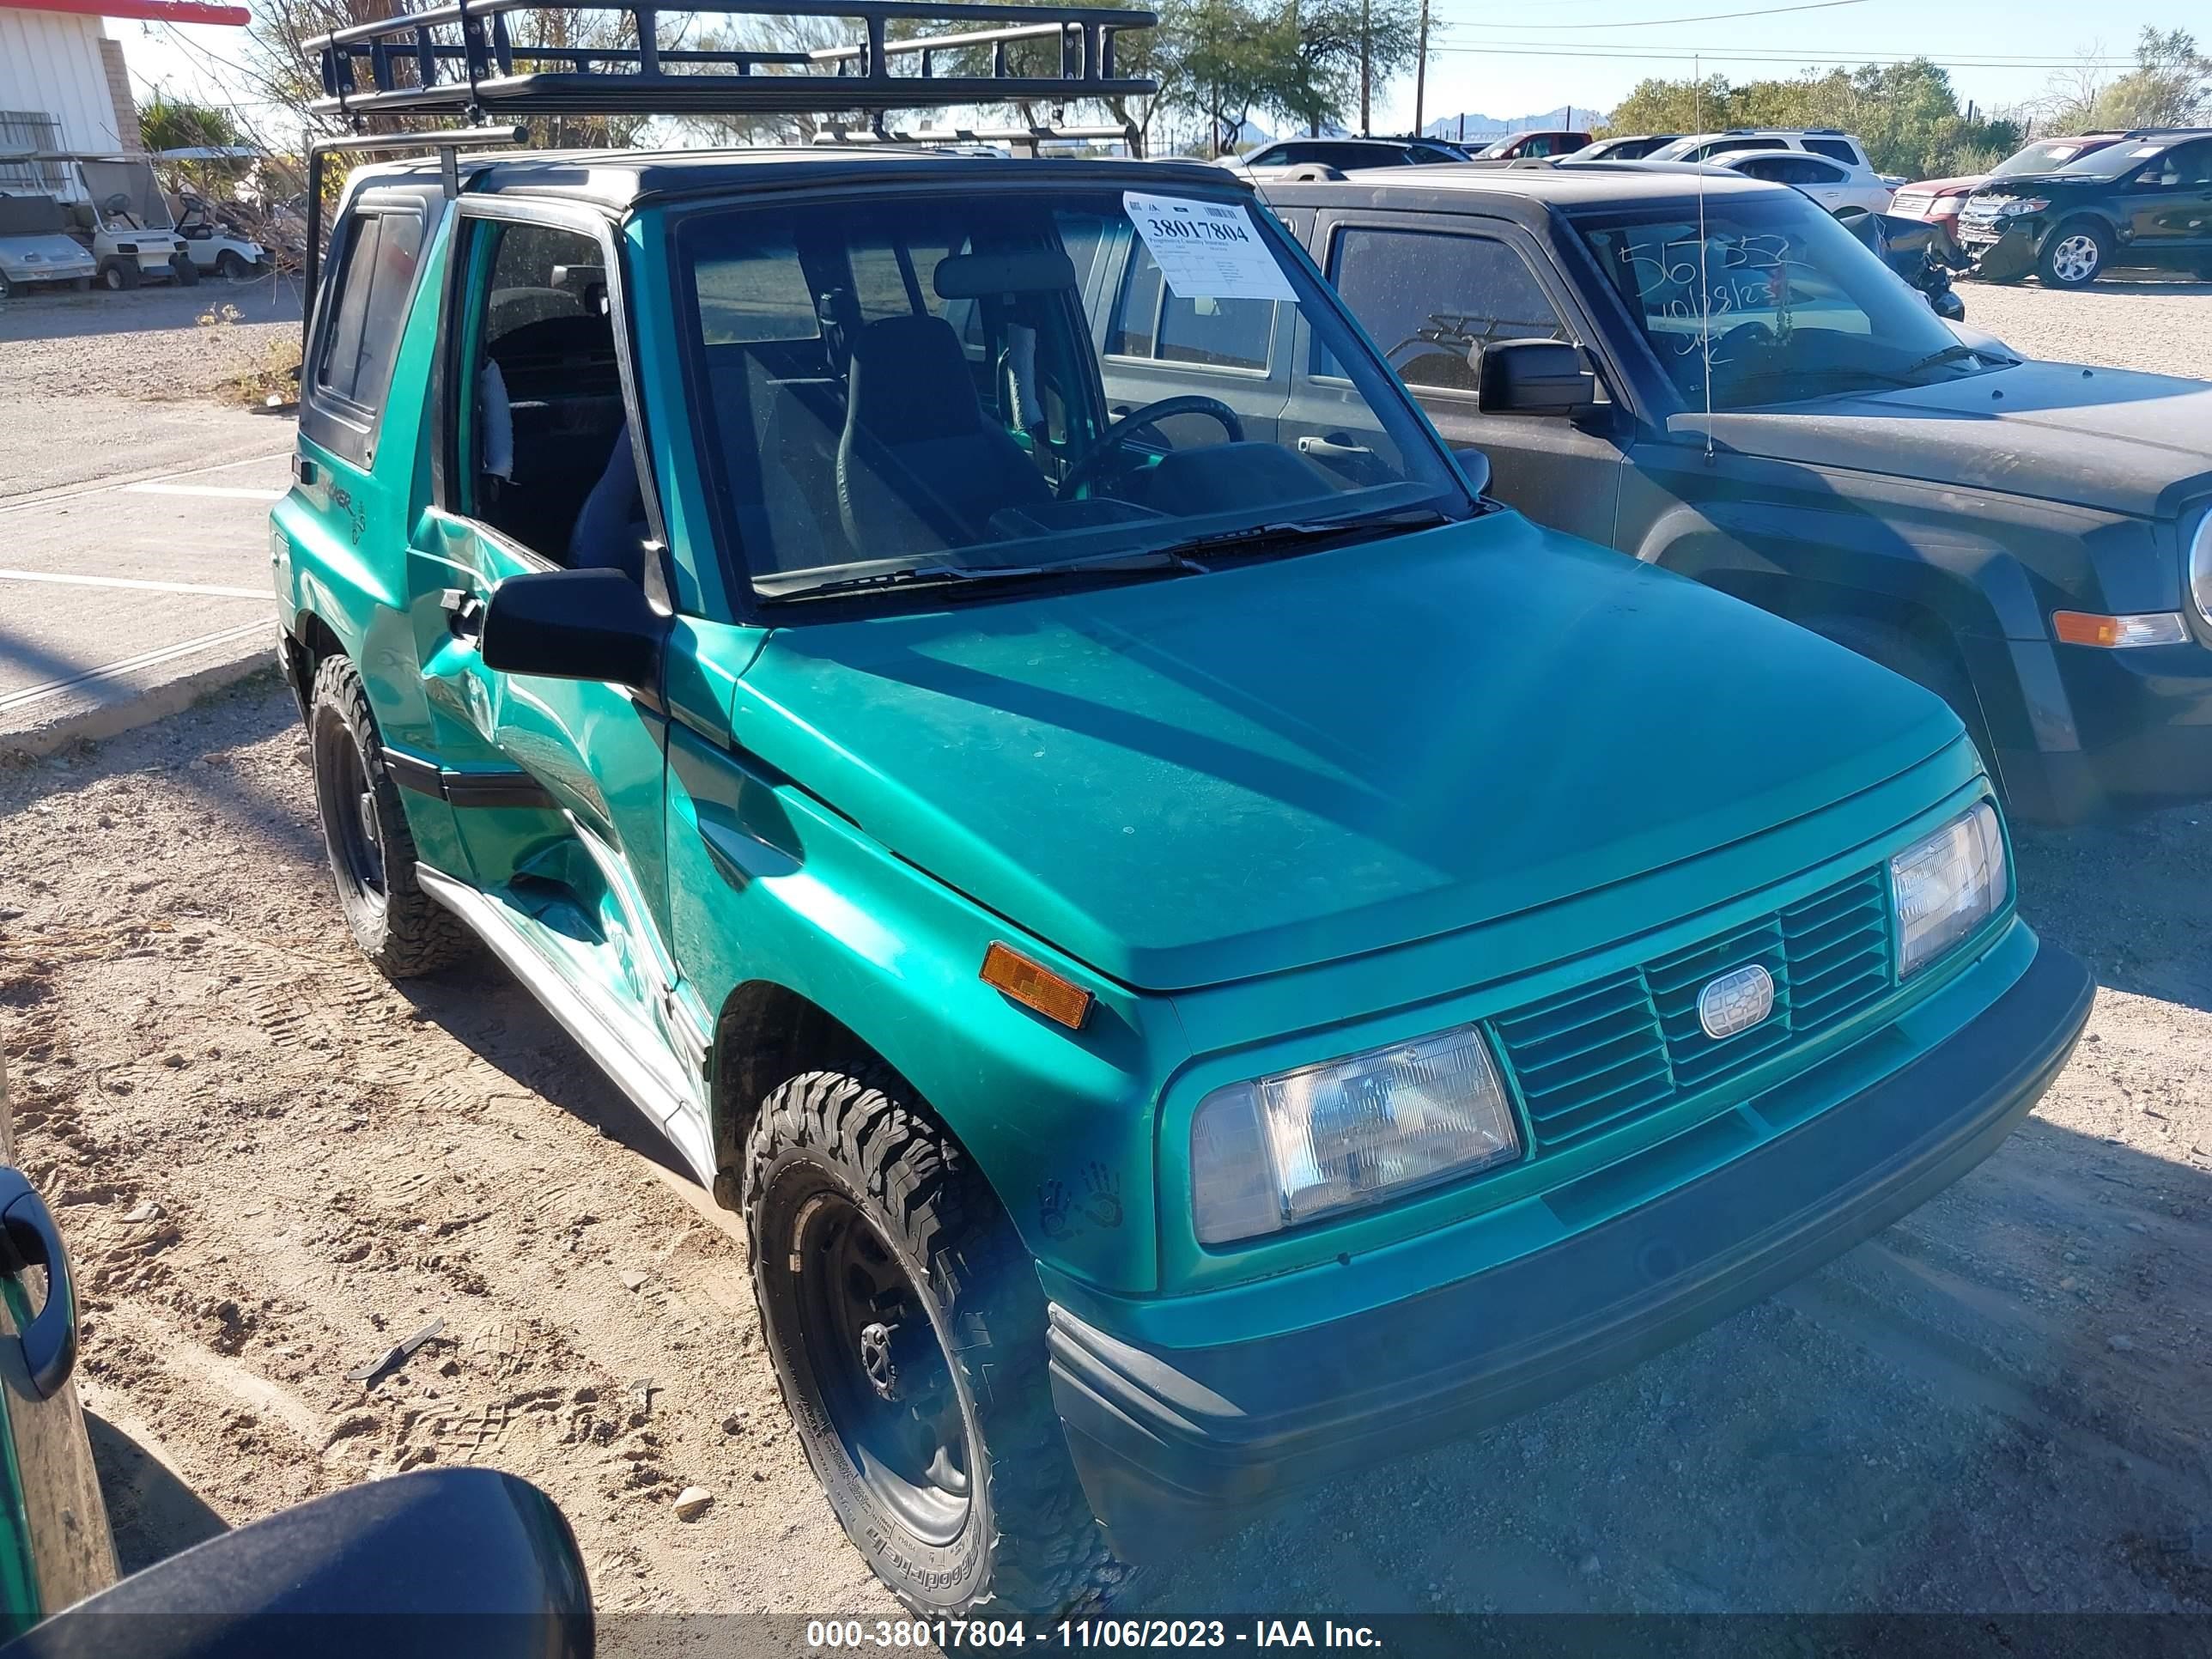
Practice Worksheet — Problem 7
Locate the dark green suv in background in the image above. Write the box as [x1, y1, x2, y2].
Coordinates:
[1960, 128, 2212, 286]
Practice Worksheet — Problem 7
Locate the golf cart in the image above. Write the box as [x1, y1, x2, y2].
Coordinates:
[68, 157, 197, 289]
[155, 147, 277, 278]
[0, 193, 97, 297]
[173, 191, 270, 278]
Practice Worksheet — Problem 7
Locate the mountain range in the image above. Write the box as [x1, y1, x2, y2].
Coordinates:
[1420, 105, 1601, 143]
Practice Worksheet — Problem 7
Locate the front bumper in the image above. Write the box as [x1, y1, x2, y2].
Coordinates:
[1959, 222, 2037, 281]
[1967, 634, 2212, 823]
[1047, 937, 2093, 1557]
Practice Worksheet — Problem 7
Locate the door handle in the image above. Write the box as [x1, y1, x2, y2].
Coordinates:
[1297, 434, 1374, 459]
[0, 1169, 77, 1400]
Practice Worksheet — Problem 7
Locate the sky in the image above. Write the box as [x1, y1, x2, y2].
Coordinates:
[112, 0, 2195, 147]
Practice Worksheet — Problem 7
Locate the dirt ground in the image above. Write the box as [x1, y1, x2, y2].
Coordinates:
[1961, 273, 2212, 381]
[2, 681, 2208, 1621]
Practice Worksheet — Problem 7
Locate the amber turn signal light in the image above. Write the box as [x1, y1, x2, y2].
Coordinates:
[2051, 611, 2188, 648]
[981, 943, 1092, 1030]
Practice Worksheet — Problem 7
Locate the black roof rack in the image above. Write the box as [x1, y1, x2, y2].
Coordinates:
[307, 0, 1156, 123]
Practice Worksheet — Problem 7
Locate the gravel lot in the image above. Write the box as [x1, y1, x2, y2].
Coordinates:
[0, 277, 302, 403]
[1960, 274, 2212, 380]
[0, 257, 2207, 1624]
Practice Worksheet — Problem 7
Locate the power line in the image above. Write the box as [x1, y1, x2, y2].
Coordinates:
[1445, 0, 1869, 31]
[1425, 43, 2128, 69]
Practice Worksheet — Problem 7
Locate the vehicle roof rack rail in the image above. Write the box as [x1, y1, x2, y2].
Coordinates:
[304, 0, 1156, 122]
[301, 123, 531, 349]
[810, 118, 1138, 153]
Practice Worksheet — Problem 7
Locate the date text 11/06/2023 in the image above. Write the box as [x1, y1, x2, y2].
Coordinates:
[805, 1620, 1386, 1649]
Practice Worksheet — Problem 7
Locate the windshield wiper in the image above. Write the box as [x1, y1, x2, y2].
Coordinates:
[1159, 507, 1452, 562]
[1900, 342, 2016, 377]
[769, 546, 1205, 605]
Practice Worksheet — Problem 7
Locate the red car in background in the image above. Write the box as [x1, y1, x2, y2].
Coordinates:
[1473, 129, 1595, 160]
[1888, 132, 2130, 252]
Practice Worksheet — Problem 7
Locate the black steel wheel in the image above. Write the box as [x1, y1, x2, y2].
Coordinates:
[788, 1180, 973, 1543]
[307, 654, 474, 978]
[745, 1070, 1123, 1617]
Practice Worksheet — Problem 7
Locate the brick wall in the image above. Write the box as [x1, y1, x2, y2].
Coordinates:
[99, 36, 142, 152]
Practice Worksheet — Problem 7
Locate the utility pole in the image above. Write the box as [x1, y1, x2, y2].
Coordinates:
[1413, 0, 1430, 137]
[1359, 0, 1370, 137]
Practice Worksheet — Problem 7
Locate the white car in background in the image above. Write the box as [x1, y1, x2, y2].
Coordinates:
[1707, 149, 1896, 216]
[1645, 129, 1893, 213]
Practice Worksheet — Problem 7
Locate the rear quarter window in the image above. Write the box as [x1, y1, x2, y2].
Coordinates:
[315, 208, 425, 410]
[301, 192, 434, 467]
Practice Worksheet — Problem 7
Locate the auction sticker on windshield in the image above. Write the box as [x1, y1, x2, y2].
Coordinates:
[1124, 192, 1297, 302]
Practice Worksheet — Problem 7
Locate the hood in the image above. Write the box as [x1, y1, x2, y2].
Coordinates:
[0, 234, 94, 271]
[1901, 174, 1984, 198]
[1698, 361, 2212, 520]
[1966, 171, 2097, 200]
[728, 517, 1961, 992]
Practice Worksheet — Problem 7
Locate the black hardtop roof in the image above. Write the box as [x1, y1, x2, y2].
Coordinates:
[352, 144, 1240, 209]
[1258, 159, 1781, 216]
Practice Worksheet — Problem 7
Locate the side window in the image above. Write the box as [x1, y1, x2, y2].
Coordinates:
[313, 207, 424, 413]
[1734, 158, 1787, 182]
[1803, 137, 1858, 167]
[1701, 138, 1784, 159]
[1108, 243, 1274, 373]
[462, 218, 632, 569]
[2160, 140, 2212, 185]
[695, 235, 817, 343]
[1320, 225, 1567, 392]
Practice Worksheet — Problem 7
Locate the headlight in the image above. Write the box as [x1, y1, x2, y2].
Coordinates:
[1190, 1025, 1520, 1244]
[1929, 197, 1962, 217]
[2190, 512, 2211, 628]
[1891, 801, 2008, 978]
[1996, 198, 2049, 216]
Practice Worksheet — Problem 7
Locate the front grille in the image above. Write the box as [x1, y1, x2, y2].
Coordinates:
[1490, 870, 1893, 1152]
[1890, 191, 1931, 217]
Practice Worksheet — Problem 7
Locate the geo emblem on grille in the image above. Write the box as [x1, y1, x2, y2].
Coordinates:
[1698, 963, 1777, 1040]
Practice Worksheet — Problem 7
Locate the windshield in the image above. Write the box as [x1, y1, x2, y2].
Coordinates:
[2056, 141, 2162, 180]
[674, 185, 1468, 603]
[1993, 137, 2114, 177]
[1575, 194, 2008, 410]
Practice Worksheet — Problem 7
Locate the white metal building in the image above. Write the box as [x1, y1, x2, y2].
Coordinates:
[0, 0, 248, 198]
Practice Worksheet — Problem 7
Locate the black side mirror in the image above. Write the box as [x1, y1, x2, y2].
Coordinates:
[478, 567, 668, 690]
[1474, 338, 1595, 416]
[2, 1468, 591, 1659]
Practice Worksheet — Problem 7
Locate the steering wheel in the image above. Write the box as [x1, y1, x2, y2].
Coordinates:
[1718, 319, 1776, 356]
[1057, 395, 1243, 501]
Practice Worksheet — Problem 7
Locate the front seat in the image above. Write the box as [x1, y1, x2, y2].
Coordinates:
[568, 419, 647, 583]
[836, 313, 1050, 553]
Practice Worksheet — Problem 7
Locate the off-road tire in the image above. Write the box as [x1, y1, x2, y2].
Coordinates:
[307, 654, 473, 977]
[171, 253, 200, 287]
[744, 1069, 1124, 1618]
[2037, 220, 2109, 289]
[216, 250, 251, 281]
